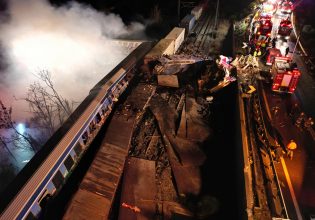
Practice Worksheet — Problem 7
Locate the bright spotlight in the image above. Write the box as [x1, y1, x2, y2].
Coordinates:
[17, 123, 26, 134]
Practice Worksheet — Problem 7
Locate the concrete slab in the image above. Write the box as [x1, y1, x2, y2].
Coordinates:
[63, 189, 111, 220]
[118, 157, 157, 220]
[63, 143, 129, 220]
[149, 95, 206, 166]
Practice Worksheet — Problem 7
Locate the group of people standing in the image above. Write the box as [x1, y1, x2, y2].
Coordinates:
[290, 103, 314, 130]
[271, 102, 314, 161]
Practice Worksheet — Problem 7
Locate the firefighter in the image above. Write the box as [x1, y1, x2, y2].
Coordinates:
[272, 106, 280, 117]
[272, 142, 283, 162]
[289, 103, 299, 118]
[304, 117, 314, 129]
[286, 139, 297, 160]
[254, 47, 259, 57]
[295, 112, 305, 128]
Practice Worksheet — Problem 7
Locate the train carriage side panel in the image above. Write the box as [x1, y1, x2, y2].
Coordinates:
[144, 39, 175, 64]
[180, 14, 196, 37]
[191, 6, 203, 20]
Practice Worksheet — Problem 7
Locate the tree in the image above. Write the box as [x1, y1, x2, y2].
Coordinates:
[0, 100, 38, 155]
[0, 69, 75, 167]
[24, 70, 75, 137]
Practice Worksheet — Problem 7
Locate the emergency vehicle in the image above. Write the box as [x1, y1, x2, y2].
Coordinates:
[277, 19, 292, 39]
[266, 48, 282, 65]
[279, 0, 293, 14]
[271, 56, 300, 93]
[256, 19, 273, 37]
[262, 1, 278, 15]
[251, 16, 273, 56]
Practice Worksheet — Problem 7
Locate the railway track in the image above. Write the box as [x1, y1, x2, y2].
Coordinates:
[178, 10, 215, 56]
[193, 12, 214, 54]
[244, 80, 289, 219]
[0, 2, 244, 219]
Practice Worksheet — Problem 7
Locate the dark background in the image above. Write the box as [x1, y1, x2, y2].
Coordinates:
[48, 0, 252, 38]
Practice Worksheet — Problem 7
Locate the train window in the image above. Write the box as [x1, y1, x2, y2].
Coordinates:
[38, 189, 47, 202]
[70, 149, 77, 161]
[103, 98, 109, 106]
[25, 211, 37, 220]
[26, 203, 41, 220]
[74, 142, 83, 156]
[52, 170, 64, 189]
[81, 131, 88, 145]
[101, 107, 106, 116]
[108, 97, 113, 104]
[64, 155, 74, 171]
[39, 193, 52, 210]
[46, 181, 56, 195]
[105, 106, 110, 113]
[96, 113, 101, 123]
[59, 164, 68, 178]
[89, 121, 96, 132]
[98, 108, 103, 117]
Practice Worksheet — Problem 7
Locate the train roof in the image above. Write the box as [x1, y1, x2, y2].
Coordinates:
[181, 14, 195, 23]
[164, 27, 185, 40]
[145, 39, 174, 58]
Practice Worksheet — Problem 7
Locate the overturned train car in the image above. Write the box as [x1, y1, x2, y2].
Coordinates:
[0, 41, 154, 220]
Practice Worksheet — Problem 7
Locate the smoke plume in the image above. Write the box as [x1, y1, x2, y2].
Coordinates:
[0, 0, 144, 121]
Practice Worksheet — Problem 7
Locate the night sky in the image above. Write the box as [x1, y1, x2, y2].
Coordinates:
[47, 0, 251, 22]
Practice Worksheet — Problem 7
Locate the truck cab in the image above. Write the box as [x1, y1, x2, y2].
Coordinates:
[277, 19, 292, 39]
[271, 57, 300, 93]
[266, 48, 282, 65]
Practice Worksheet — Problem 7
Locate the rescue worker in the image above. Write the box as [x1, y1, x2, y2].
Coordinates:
[289, 103, 299, 118]
[304, 117, 314, 129]
[272, 106, 280, 117]
[272, 142, 283, 162]
[254, 48, 259, 57]
[295, 112, 305, 128]
[286, 139, 297, 160]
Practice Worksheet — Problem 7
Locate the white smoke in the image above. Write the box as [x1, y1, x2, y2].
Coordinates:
[0, 0, 145, 121]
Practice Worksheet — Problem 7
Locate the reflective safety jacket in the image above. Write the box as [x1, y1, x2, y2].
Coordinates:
[286, 141, 297, 150]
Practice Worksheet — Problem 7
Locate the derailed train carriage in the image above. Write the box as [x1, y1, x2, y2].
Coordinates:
[0, 41, 154, 220]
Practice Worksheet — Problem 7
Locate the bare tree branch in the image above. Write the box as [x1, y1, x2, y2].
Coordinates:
[25, 70, 75, 135]
[0, 69, 75, 161]
[0, 100, 38, 154]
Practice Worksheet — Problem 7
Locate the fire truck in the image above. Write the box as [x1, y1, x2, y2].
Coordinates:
[266, 48, 282, 65]
[271, 56, 300, 93]
[256, 19, 273, 37]
[277, 19, 292, 39]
